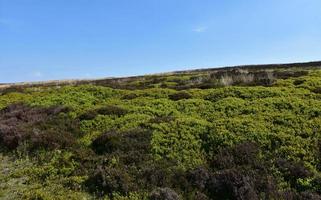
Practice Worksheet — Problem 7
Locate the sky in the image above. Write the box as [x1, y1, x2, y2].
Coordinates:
[0, 0, 321, 83]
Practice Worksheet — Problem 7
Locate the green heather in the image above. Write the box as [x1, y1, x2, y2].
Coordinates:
[1, 66, 321, 199]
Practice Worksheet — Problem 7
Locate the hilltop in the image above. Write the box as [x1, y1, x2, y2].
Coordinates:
[1, 61, 321, 92]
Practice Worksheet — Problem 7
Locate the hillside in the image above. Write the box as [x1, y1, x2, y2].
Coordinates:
[1, 61, 321, 92]
[1, 61, 321, 199]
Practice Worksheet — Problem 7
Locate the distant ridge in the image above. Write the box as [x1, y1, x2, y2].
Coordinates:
[1, 60, 321, 90]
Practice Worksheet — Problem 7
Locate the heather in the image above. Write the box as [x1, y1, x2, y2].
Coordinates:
[1, 66, 321, 199]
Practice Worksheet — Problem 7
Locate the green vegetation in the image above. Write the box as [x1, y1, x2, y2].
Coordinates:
[1, 66, 321, 199]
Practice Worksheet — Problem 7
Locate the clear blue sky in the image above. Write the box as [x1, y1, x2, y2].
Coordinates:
[1, 0, 321, 83]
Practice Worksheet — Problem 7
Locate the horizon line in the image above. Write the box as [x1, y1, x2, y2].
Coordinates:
[1, 60, 321, 86]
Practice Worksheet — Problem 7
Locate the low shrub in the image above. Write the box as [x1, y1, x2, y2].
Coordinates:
[1, 67, 321, 199]
[279, 191, 321, 200]
[151, 118, 209, 169]
[148, 116, 175, 124]
[207, 169, 259, 200]
[91, 129, 151, 156]
[276, 159, 312, 188]
[28, 129, 76, 151]
[122, 93, 139, 100]
[78, 110, 97, 120]
[293, 79, 306, 86]
[206, 143, 279, 199]
[0, 104, 73, 150]
[299, 191, 321, 200]
[211, 142, 259, 170]
[78, 105, 128, 121]
[85, 166, 131, 197]
[311, 87, 321, 94]
[96, 105, 128, 116]
[187, 167, 209, 190]
[168, 92, 192, 101]
[192, 191, 209, 200]
[149, 187, 180, 200]
[138, 160, 176, 189]
[91, 131, 121, 154]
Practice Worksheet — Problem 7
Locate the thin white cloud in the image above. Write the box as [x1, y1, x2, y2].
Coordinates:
[32, 71, 43, 78]
[192, 26, 208, 33]
[84, 73, 93, 78]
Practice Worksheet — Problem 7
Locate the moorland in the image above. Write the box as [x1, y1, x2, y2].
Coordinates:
[1, 61, 321, 199]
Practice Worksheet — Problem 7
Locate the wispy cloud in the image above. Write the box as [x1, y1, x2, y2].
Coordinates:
[192, 26, 208, 33]
[32, 71, 43, 78]
[84, 73, 93, 78]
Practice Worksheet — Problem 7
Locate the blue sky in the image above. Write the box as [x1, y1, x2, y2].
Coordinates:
[0, 0, 321, 83]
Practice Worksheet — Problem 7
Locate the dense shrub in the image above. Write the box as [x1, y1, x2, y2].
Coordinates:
[96, 105, 128, 116]
[78, 110, 97, 120]
[293, 79, 306, 86]
[149, 187, 180, 200]
[28, 129, 76, 151]
[274, 70, 309, 79]
[122, 93, 139, 100]
[279, 191, 321, 200]
[138, 160, 176, 189]
[311, 177, 321, 194]
[205, 142, 280, 199]
[312, 87, 321, 94]
[168, 92, 192, 101]
[276, 159, 312, 188]
[91, 129, 151, 156]
[207, 169, 259, 200]
[299, 191, 321, 200]
[91, 131, 121, 154]
[149, 116, 176, 124]
[151, 118, 210, 168]
[0, 104, 73, 150]
[0, 127, 21, 150]
[86, 166, 131, 197]
[79, 105, 128, 121]
[211, 142, 259, 169]
[187, 167, 209, 190]
[1, 67, 321, 199]
[193, 191, 209, 200]
[0, 86, 26, 95]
